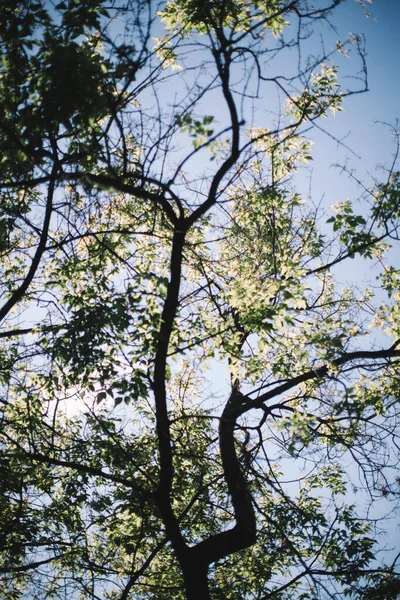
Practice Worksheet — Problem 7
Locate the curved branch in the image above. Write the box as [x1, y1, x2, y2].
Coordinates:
[184, 44, 241, 228]
[189, 390, 256, 567]
[8, 448, 148, 495]
[0, 162, 58, 324]
[243, 346, 400, 413]
[64, 172, 181, 226]
[0, 328, 34, 339]
[153, 227, 188, 555]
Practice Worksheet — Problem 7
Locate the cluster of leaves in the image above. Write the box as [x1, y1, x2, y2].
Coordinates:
[287, 64, 343, 121]
[159, 0, 289, 36]
[175, 113, 215, 149]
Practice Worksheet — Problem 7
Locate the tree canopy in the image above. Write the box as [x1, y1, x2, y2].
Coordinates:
[0, 0, 400, 599]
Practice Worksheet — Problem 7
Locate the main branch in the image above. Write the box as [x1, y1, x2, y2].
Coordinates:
[153, 226, 188, 555]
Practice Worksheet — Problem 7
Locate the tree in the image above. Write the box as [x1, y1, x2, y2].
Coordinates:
[0, 0, 399, 598]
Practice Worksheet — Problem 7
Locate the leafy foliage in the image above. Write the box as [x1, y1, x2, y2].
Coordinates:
[0, 1, 399, 599]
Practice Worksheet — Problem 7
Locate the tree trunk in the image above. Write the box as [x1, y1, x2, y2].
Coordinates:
[182, 561, 210, 600]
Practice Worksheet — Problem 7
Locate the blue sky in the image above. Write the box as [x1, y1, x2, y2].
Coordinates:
[156, 0, 400, 219]
[306, 0, 400, 205]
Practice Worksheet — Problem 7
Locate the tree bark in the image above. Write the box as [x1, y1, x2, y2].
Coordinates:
[181, 559, 210, 600]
